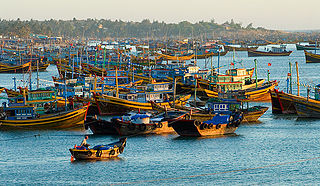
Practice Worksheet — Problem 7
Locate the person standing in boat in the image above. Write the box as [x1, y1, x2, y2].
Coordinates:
[80, 136, 90, 148]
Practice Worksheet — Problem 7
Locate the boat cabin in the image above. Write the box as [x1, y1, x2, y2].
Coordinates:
[208, 101, 241, 114]
[315, 84, 320, 100]
[147, 83, 170, 91]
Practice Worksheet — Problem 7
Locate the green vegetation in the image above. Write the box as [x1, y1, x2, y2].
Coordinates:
[0, 18, 318, 42]
[0, 18, 261, 38]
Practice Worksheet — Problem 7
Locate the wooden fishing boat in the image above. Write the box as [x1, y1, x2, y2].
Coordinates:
[247, 48, 292, 57]
[204, 80, 278, 102]
[269, 89, 298, 114]
[241, 106, 269, 122]
[154, 98, 266, 123]
[170, 112, 242, 137]
[296, 43, 319, 50]
[187, 107, 268, 123]
[160, 54, 194, 61]
[69, 138, 127, 160]
[290, 84, 320, 118]
[86, 111, 187, 135]
[93, 81, 190, 114]
[94, 93, 191, 115]
[0, 105, 89, 129]
[304, 50, 320, 63]
[294, 99, 320, 118]
[196, 51, 228, 59]
[31, 63, 49, 71]
[224, 45, 258, 51]
[0, 62, 31, 73]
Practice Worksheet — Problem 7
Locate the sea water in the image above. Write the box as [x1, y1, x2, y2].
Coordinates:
[1, 49, 320, 185]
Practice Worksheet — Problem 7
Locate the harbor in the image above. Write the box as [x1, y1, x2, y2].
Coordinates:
[1, 40, 320, 184]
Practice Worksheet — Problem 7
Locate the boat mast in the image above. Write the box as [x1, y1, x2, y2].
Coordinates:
[289, 62, 292, 94]
[254, 59, 258, 88]
[29, 45, 33, 91]
[64, 70, 68, 111]
[103, 46, 106, 76]
[194, 78, 197, 107]
[173, 77, 177, 108]
[295, 61, 300, 96]
[12, 77, 17, 91]
[115, 67, 119, 98]
[36, 60, 39, 89]
[217, 47, 221, 74]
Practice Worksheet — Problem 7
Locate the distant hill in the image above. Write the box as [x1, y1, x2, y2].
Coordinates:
[0, 18, 319, 42]
[285, 29, 320, 33]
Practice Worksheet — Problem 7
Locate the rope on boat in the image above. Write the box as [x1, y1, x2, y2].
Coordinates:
[0, 134, 40, 141]
[110, 156, 320, 185]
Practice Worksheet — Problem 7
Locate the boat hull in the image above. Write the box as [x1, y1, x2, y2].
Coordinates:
[270, 89, 297, 114]
[294, 101, 320, 118]
[94, 94, 191, 115]
[171, 119, 239, 137]
[86, 117, 174, 136]
[0, 106, 88, 129]
[69, 138, 126, 160]
[196, 51, 228, 59]
[304, 50, 320, 63]
[248, 50, 292, 57]
[204, 81, 278, 102]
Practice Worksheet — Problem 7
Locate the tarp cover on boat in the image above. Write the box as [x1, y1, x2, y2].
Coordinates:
[93, 145, 113, 150]
[203, 115, 229, 125]
[131, 114, 150, 120]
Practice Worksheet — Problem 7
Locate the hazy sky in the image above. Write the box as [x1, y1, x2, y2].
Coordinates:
[1, 0, 319, 30]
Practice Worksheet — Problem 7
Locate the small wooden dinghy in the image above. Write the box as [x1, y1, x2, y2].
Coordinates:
[69, 138, 127, 160]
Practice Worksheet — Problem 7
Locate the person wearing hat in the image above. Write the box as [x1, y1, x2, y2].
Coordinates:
[80, 136, 90, 148]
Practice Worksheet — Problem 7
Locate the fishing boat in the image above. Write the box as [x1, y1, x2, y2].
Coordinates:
[204, 80, 278, 102]
[247, 45, 292, 57]
[196, 51, 228, 59]
[290, 84, 320, 118]
[93, 81, 191, 115]
[224, 45, 258, 51]
[270, 89, 298, 114]
[207, 99, 268, 123]
[0, 103, 89, 129]
[69, 138, 127, 160]
[296, 42, 319, 50]
[0, 62, 31, 73]
[86, 111, 187, 135]
[159, 53, 194, 61]
[0, 86, 89, 129]
[304, 50, 320, 63]
[170, 112, 242, 137]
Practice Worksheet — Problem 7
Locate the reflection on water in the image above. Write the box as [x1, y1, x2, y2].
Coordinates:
[172, 133, 239, 141]
[70, 157, 125, 164]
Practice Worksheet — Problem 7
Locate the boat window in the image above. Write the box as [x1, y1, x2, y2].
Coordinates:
[219, 104, 227, 111]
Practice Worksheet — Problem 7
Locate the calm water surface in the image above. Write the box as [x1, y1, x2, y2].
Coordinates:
[1, 49, 320, 185]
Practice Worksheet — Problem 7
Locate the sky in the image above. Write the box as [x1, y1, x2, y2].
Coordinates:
[1, 0, 319, 30]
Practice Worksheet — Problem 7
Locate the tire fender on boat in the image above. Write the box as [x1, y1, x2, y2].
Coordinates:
[216, 124, 221, 129]
[139, 124, 147, 131]
[157, 123, 163, 128]
[195, 120, 201, 126]
[87, 151, 92, 156]
[109, 149, 115, 156]
[184, 114, 190, 120]
[128, 123, 135, 130]
[96, 150, 102, 157]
